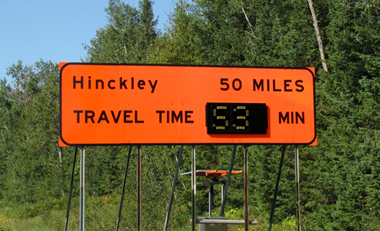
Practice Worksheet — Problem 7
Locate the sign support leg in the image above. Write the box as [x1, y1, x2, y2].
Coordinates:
[244, 145, 249, 231]
[221, 184, 224, 206]
[137, 145, 142, 231]
[164, 145, 183, 231]
[268, 145, 287, 231]
[209, 184, 213, 217]
[116, 145, 132, 231]
[191, 145, 196, 231]
[220, 145, 237, 217]
[295, 145, 301, 231]
[65, 146, 78, 231]
[79, 146, 85, 231]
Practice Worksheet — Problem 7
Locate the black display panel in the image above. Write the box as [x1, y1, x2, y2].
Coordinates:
[206, 103, 268, 134]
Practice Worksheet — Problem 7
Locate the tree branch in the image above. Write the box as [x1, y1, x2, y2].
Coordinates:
[242, 6, 257, 39]
[308, 0, 328, 72]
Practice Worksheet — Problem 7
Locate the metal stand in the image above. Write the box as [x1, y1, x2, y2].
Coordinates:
[208, 180, 225, 217]
[221, 184, 224, 205]
[79, 146, 85, 231]
[295, 146, 301, 231]
[164, 146, 183, 231]
[191, 145, 196, 231]
[209, 183, 213, 216]
[64, 146, 78, 231]
[244, 146, 249, 231]
[116, 146, 132, 231]
[180, 145, 257, 230]
[220, 145, 237, 217]
[268, 145, 287, 231]
[137, 145, 142, 231]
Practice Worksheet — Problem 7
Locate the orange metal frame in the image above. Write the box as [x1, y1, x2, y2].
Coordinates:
[181, 170, 243, 180]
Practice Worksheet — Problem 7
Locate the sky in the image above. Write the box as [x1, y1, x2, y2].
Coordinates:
[0, 0, 175, 82]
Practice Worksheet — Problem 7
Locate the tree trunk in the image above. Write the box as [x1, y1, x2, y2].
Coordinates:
[58, 146, 65, 197]
[308, 0, 328, 72]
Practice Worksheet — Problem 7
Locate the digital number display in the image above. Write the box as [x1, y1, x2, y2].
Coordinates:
[206, 103, 268, 134]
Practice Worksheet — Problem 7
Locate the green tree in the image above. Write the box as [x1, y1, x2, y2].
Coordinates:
[85, 0, 157, 63]
[0, 60, 66, 203]
[301, 1, 380, 229]
[157, 0, 252, 66]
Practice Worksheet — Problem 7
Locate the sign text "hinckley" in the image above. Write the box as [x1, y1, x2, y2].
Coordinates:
[72, 76, 158, 93]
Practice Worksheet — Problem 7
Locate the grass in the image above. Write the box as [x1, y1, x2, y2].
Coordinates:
[0, 197, 295, 231]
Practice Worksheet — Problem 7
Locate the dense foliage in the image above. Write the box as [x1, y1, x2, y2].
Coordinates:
[1, 0, 380, 230]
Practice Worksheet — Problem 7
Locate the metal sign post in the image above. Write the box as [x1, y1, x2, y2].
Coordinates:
[220, 145, 237, 217]
[137, 145, 142, 231]
[79, 146, 85, 231]
[64, 147, 78, 231]
[268, 145, 287, 231]
[244, 146, 249, 231]
[116, 145, 132, 231]
[164, 146, 183, 231]
[295, 146, 301, 231]
[191, 145, 196, 231]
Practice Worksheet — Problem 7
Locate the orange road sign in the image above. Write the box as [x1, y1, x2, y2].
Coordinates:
[59, 136, 69, 147]
[60, 63, 316, 145]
